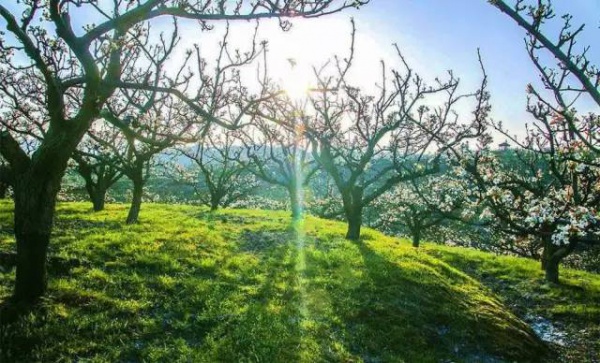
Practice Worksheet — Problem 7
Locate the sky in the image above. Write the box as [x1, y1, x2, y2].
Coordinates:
[149, 0, 599, 142]
[253, 0, 600, 140]
[2, 0, 599, 142]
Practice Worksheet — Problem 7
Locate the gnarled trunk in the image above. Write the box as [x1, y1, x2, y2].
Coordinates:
[540, 236, 576, 284]
[126, 175, 144, 224]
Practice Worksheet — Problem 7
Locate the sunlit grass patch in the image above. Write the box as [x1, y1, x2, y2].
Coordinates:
[0, 201, 596, 361]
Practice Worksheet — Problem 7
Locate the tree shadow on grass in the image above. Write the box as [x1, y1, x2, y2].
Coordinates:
[199, 230, 304, 362]
[306, 236, 548, 363]
[0, 225, 305, 362]
[0, 299, 49, 362]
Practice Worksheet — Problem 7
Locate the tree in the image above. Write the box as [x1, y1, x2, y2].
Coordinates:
[458, 145, 599, 283]
[177, 126, 258, 211]
[370, 173, 466, 247]
[301, 26, 489, 240]
[0, 0, 365, 303]
[72, 127, 124, 211]
[478, 0, 600, 283]
[239, 102, 319, 219]
[93, 94, 195, 224]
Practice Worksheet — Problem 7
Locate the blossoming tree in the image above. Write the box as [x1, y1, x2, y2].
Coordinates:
[467, 0, 600, 283]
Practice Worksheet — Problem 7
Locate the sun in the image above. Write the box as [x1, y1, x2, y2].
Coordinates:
[281, 61, 312, 101]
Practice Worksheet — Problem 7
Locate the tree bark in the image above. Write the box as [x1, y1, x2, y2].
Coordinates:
[288, 185, 302, 220]
[91, 189, 107, 212]
[342, 187, 364, 241]
[540, 236, 576, 284]
[0, 183, 8, 199]
[12, 172, 62, 303]
[544, 258, 559, 284]
[412, 227, 421, 248]
[345, 206, 363, 241]
[126, 176, 144, 224]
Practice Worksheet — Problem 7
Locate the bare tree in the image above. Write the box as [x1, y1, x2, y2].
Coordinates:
[299, 25, 489, 240]
[94, 93, 196, 224]
[239, 101, 319, 219]
[178, 126, 257, 211]
[0, 0, 365, 303]
[72, 127, 124, 211]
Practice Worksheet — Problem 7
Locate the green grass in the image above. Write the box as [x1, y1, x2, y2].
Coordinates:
[423, 244, 600, 362]
[0, 201, 596, 362]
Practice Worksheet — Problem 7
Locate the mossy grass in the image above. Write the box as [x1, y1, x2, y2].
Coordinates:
[0, 201, 595, 361]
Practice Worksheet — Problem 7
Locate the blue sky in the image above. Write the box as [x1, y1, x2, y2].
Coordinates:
[345, 0, 600, 136]
[175, 0, 600, 139]
[2, 1, 598, 139]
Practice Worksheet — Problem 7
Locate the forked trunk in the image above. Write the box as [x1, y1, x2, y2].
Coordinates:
[540, 236, 576, 284]
[91, 190, 106, 212]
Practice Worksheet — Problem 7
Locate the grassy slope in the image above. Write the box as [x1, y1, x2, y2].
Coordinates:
[0, 201, 595, 362]
[424, 245, 600, 362]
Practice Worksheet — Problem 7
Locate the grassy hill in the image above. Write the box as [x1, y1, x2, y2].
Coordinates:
[0, 201, 598, 362]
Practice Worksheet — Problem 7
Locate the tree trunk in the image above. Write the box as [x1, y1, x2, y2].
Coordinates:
[341, 187, 364, 241]
[544, 258, 559, 284]
[91, 189, 107, 212]
[288, 185, 302, 220]
[540, 236, 576, 284]
[14, 230, 50, 302]
[345, 207, 363, 241]
[126, 177, 144, 224]
[209, 188, 222, 211]
[83, 176, 108, 212]
[412, 228, 421, 248]
[0, 183, 7, 199]
[12, 173, 62, 303]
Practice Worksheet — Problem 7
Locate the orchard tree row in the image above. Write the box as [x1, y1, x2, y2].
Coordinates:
[0, 0, 598, 306]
